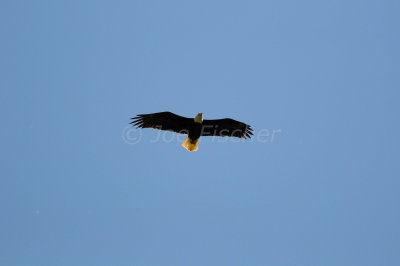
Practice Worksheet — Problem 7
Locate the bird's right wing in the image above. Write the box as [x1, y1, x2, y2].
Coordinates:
[131, 112, 193, 134]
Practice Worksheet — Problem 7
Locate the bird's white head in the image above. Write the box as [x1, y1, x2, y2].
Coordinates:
[194, 112, 203, 123]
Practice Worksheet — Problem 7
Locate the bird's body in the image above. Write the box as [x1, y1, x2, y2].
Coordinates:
[181, 113, 203, 151]
[130, 111, 253, 151]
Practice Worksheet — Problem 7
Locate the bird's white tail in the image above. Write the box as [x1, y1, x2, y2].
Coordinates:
[182, 137, 199, 152]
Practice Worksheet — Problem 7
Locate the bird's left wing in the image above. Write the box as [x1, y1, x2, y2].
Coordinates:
[131, 111, 193, 134]
[201, 118, 254, 139]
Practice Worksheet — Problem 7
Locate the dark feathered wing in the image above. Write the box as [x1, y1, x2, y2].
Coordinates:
[201, 118, 254, 139]
[130, 112, 193, 134]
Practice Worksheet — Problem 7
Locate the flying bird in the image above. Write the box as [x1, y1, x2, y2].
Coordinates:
[130, 111, 253, 151]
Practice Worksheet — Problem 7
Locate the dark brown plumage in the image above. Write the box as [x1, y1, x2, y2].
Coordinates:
[130, 111, 253, 151]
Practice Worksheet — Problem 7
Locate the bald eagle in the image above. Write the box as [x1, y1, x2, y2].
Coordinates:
[130, 111, 253, 151]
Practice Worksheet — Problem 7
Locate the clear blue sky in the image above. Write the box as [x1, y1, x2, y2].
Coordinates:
[1, 0, 399, 265]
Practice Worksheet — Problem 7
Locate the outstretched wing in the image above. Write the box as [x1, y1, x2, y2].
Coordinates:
[201, 118, 254, 139]
[131, 112, 193, 134]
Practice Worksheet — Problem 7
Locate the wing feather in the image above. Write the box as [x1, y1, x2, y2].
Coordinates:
[130, 112, 193, 134]
[201, 118, 254, 139]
